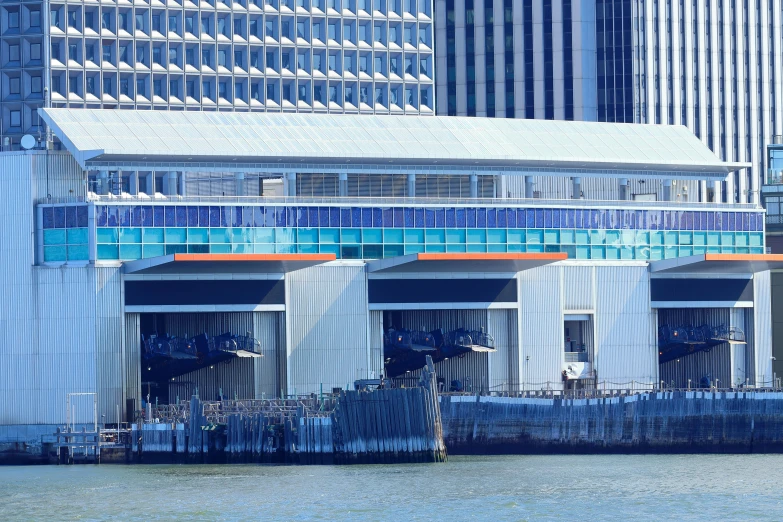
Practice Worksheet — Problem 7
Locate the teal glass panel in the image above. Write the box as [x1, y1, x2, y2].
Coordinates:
[164, 245, 187, 255]
[362, 244, 384, 258]
[751, 247, 765, 254]
[232, 228, 252, 244]
[445, 244, 467, 253]
[383, 228, 404, 243]
[142, 228, 164, 243]
[749, 233, 763, 247]
[544, 245, 561, 253]
[591, 246, 606, 259]
[342, 228, 362, 243]
[43, 229, 66, 245]
[663, 231, 677, 245]
[693, 232, 707, 246]
[575, 245, 589, 258]
[119, 244, 142, 260]
[299, 244, 319, 254]
[650, 231, 663, 246]
[635, 231, 649, 245]
[650, 246, 664, 260]
[620, 247, 633, 260]
[446, 229, 466, 243]
[341, 245, 362, 259]
[487, 229, 506, 243]
[634, 246, 650, 260]
[664, 246, 677, 259]
[706, 232, 720, 246]
[720, 246, 735, 254]
[119, 228, 142, 243]
[736, 247, 750, 254]
[253, 244, 275, 254]
[187, 228, 209, 244]
[97, 228, 119, 244]
[561, 245, 575, 258]
[187, 245, 209, 254]
[620, 230, 635, 247]
[605, 246, 620, 260]
[210, 244, 231, 254]
[362, 229, 383, 243]
[720, 233, 734, 246]
[67, 244, 88, 260]
[508, 229, 526, 244]
[527, 229, 543, 244]
[297, 228, 318, 243]
[590, 230, 605, 245]
[425, 229, 446, 244]
[605, 230, 620, 246]
[679, 232, 693, 245]
[508, 244, 527, 253]
[488, 244, 507, 253]
[466, 229, 486, 244]
[693, 246, 707, 255]
[560, 229, 574, 244]
[275, 228, 296, 243]
[383, 245, 404, 257]
[544, 230, 560, 244]
[679, 246, 693, 257]
[404, 244, 426, 254]
[735, 233, 748, 247]
[425, 244, 447, 253]
[166, 228, 188, 243]
[209, 228, 230, 244]
[275, 244, 297, 254]
[143, 244, 165, 258]
[232, 244, 252, 253]
[254, 228, 276, 243]
[527, 244, 544, 253]
[320, 228, 340, 244]
[44, 245, 66, 262]
[706, 246, 721, 253]
[404, 229, 424, 243]
[574, 230, 589, 245]
[97, 244, 119, 260]
[67, 228, 88, 245]
[466, 244, 487, 253]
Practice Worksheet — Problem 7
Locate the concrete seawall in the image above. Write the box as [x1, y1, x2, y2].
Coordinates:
[440, 391, 783, 454]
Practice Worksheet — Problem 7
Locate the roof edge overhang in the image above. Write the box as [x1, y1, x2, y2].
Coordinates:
[123, 253, 336, 274]
[367, 252, 568, 274]
[649, 253, 783, 275]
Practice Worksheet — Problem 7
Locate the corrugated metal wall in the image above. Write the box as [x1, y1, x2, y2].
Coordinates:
[754, 271, 773, 386]
[124, 313, 141, 409]
[658, 308, 733, 388]
[169, 358, 257, 403]
[285, 265, 369, 395]
[744, 308, 757, 386]
[94, 266, 125, 420]
[488, 309, 519, 392]
[253, 311, 285, 398]
[31, 152, 85, 200]
[519, 266, 563, 390]
[505, 175, 699, 202]
[563, 265, 594, 310]
[369, 310, 384, 378]
[595, 266, 656, 388]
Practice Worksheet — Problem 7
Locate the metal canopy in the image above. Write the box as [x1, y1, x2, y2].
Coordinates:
[367, 252, 567, 273]
[123, 253, 336, 274]
[38, 109, 746, 179]
[649, 254, 783, 274]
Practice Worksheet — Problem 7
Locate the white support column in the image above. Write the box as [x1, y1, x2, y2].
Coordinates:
[129, 171, 139, 195]
[524, 175, 534, 198]
[178, 172, 187, 196]
[339, 172, 348, 197]
[572, 176, 581, 199]
[406, 173, 416, 197]
[163, 172, 178, 196]
[144, 172, 155, 195]
[619, 178, 628, 201]
[236, 172, 246, 196]
[285, 173, 297, 197]
[663, 179, 672, 202]
[470, 173, 478, 198]
[98, 170, 108, 195]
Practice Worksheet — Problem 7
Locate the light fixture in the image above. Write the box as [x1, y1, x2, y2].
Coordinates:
[210, 365, 215, 369]
[147, 367, 151, 371]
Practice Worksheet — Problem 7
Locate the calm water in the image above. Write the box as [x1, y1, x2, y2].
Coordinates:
[1, 455, 782, 521]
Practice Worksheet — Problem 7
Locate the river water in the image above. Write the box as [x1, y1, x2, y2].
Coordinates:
[1, 455, 781, 521]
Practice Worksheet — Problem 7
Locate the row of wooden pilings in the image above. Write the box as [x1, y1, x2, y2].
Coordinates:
[132, 357, 447, 464]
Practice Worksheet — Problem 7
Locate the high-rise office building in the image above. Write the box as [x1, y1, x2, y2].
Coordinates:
[0, 0, 435, 147]
[434, 0, 783, 205]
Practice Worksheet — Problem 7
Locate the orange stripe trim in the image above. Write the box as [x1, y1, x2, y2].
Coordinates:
[416, 253, 568, 261]
[172, 253, 336, 262]
[704, 254, 783, 262]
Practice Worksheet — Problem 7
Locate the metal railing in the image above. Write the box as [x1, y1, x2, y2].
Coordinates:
[443, 384, 783, 400]
[564, 352, 589, 363]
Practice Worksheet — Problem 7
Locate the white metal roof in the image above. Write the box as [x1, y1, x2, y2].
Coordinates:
[39, 108, 747, 179]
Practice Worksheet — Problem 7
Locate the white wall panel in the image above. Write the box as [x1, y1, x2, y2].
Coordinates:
[488, 309, 519, 392]
[563, 265, 594, 310]
[754, 271, 773, 386]
[124, 313, 142, 408]
[519, 266, 563, 390]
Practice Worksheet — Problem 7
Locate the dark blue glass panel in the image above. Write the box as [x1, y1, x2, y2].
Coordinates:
[107, 206, 120, 227]
[494, 209, 504, 228]
[53, 206, 66, 228]
[445, 208, 456, 227]
[392, 208, 404, 227]
[628, 210, 636, 230]
[341, 208, 351, 227]
[728, 212, 736, 231]
[382, 208, 393, 227]
[140, 206, 152, 227]
[543, 209, 552, 228]
[622, 211, 631, 230]
[706, 212, 714, 231]
[152, 207, 164, 227]
[634, 210, 644, 230]
[614, 210, 623, 230]
[352, 208, 362, 227]
[456, 208, 466, 227]
[699, 212, 707, 231]
[93, 206, 105, 228]
[77, 205, 89, 228]
[486, 208, 496, 228]
[319, 207, 330, 227]
[175, 206, 187, 227]
[233, 207, 243, 227]
[515, 209, 526, 228]
[505, 209, 515, 228]
[721, 212, 729, 231]
[685, 211, 694, 230]
[254, 207, 265, 227]
[119, 206, 131, 227]
[748, 213, 756, 232]
[219, 207, 229, 227]
[403, 208, 414, 227]
[425, 209, 435, 228]
[295, 207, 307, 227]
[574, 209, 583, 229]
[414, 208, 425, 228]
[466, 208, 476, 228]
[210, 207, 221, 227]
[65, 206, 78, 228]
[277, 207, 289, 227]
[595, 210, 604, 229]
[435, 208, 445, 227]
[329, 208, 340, 227]
[526, 209, 536, 227]
[361, 208, 372, 227]
[198, 206, 209, 227]
[550, 209, 559, 228]
[187, 206, 199, 227]
[563, 209, 573, 228]
[308, 207, 319, 228]
[245, 207, 255, 227]
[476, 208, 487, 228]
[372, 208, 383, 227]
[131, 206, 143, 227]
[264, 207, 275, 227]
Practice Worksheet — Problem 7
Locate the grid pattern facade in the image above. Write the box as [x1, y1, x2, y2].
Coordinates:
[40, 202, 766, 262]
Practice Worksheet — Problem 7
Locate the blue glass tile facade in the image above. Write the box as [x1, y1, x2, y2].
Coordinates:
[40, 203, 767, 262]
